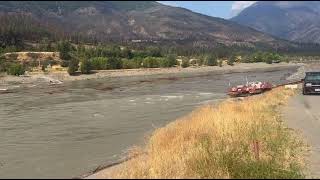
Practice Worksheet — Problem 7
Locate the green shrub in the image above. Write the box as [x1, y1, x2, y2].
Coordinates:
[265, 58, 273, 64]
[159, 58, 170, 68]
[91, 57, 108, 70]
[122, 58, 143, 69]
[122, 58, 135, 69]
[57, 40, 73, 61]
[107, 57, 122, 69]
[7, 63, 25, 76]
[197, 58, 205, 66]
[142, 57, 160, 68]
[218, 60, 223, 67]
[167, 54, 177, 67]
[0, 55, 6, 72]
[67, 57, 79, 75]
[228, 56, 235, 66]
[181, 59, 189, 68]
[80, 59, 92, 74]
[205, 54, 218, 66]
[121, 47, 133, 59]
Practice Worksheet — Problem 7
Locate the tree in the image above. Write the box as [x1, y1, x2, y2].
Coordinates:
[80, 58, 92, 74]
[57, 40, 73, 61]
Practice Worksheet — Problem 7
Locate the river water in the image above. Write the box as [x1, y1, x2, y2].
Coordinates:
[0, 67, 297, 178]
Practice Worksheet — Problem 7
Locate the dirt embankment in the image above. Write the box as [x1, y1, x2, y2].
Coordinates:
[3, 52, 61, 63]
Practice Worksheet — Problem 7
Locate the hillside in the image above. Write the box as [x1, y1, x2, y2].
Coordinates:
[232, 1, 320, 44]
[0, 1, 299, 51]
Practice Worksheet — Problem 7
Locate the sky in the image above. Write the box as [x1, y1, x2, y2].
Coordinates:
[158, 1, 257, 19]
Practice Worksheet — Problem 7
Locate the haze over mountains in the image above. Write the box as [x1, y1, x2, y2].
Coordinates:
[0, 1, 299, 51]
[232, 1, 320, 44]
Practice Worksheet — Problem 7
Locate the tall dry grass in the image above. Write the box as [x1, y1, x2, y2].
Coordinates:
[112, 87, 305, 179]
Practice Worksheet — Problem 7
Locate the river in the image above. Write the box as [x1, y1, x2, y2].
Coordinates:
[0, 66, 297, 178]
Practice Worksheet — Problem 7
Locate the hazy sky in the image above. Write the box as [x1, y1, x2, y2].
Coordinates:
[158, 1, 257, 19]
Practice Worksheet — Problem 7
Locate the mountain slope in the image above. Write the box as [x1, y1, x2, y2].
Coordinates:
[0, 1, 300, 50]
[232, 1, 320, 44]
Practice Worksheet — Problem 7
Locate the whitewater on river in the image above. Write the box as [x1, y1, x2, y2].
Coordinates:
[0, 65, 298, 178]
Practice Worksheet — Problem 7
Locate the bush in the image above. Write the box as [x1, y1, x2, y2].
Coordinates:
[197, 58, 205, 66]
[80, 58, 92, 74]
[91, 57, 108, 70]
[0, 55, 6, 72]
[205, 54, 218, 66]
[142, 57, 160, 68]
[181, 59, 189, 68]
[122, 58, 135, 69]
[107, 57, 122, 69]
[57, 41, 73, 61]
[167, 54, 177, 67]
[121, 47, 133, 59]
[122, 58, 143, 69]
[265, 58, 273, 64]
[159, 58, 170, 68]
[67, 57, 79, 75]
[228, 56, 235, 66]
[218, 60, 223, 67]
[7, 63, 25, 76]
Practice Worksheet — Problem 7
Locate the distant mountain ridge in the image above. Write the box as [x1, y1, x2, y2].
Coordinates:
[232, 1, 320, 44]
[0, 1, 300, 51]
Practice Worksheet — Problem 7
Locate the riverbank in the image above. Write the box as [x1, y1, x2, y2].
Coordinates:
[0, 63, 301, 178]
[84, 87, 306, 179]
[0, 62, 302, 87]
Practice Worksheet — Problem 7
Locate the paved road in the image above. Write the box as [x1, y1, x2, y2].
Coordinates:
[283, 89, 320, 178]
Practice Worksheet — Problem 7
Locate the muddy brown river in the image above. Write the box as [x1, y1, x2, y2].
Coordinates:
[0, 66, 298, 178]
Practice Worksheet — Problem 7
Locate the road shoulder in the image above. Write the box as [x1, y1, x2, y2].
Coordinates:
[283, 92, 320, 178]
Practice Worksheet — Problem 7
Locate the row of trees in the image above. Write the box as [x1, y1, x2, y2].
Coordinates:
[54, 41, 180, 75]
[56, 40, 288, 75]
[240, 52, 283, 64]
[68, 55, 178, 75]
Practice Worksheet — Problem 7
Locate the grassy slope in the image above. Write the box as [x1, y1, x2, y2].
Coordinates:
[111, 87, 306, 178]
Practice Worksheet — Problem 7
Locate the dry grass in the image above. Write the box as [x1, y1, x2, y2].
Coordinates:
[111, 87, 305, 179]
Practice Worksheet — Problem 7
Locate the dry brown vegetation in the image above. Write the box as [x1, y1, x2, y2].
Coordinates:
[110, 87, 305, 179]
[4, 52, 61, 63]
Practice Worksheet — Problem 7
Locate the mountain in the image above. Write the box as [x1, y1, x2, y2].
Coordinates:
[0, 1, 307, 51]
[232, 1, 320, 44]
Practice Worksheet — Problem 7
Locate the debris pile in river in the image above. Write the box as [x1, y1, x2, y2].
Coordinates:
[228, 81, 272, 97]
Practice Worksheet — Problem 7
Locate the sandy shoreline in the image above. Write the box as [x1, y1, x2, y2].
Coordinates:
[0, 62, 302, 88]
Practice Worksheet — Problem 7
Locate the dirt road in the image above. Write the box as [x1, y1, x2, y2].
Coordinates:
[283, 91, 320, 178]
